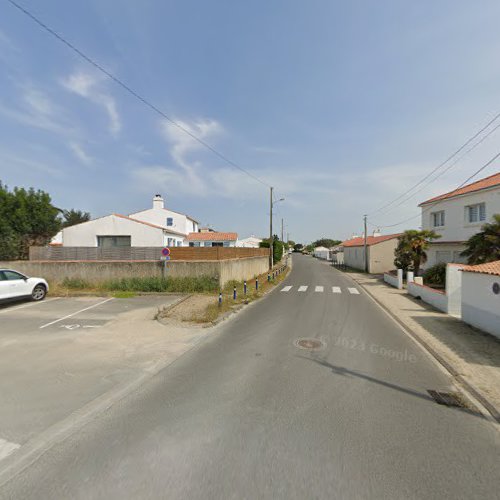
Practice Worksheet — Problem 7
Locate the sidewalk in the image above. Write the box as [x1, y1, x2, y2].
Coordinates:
[346, 271, 500, 421]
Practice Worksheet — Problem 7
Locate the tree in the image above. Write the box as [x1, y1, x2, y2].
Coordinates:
[61, 209, 91, 228]
[312, 238, 342, 248]
[259, 235, 284, 263]
[0, 181, 61, 260]
[394, 229, 440, 275]
[293, 243, 303, 252]
[461, 214, 500, 264]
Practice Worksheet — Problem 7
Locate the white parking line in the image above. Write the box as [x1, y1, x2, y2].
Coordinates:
[39, 298, 114, 329]
[0, 297, 61, 315]
[332, 287, 341, 294]
[281, 286, 292, 292]
[348, 288, 360, 295]
[0, 438, 20, 461]
[315, 286, 324, 292]
[298, 286, 308, 292]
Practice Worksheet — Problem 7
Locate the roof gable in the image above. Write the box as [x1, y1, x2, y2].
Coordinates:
[419, 171, 500, 206]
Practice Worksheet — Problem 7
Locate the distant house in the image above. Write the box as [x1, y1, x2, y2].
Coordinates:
[419, 171, 500, 269]
[236, 236, 263, 248]
[460, 260, 500, 339]
[342, 233, 401, 273]
[56, 194, 196, 247]
[313, 246, 330, 260]
[187, 232, 238, 247]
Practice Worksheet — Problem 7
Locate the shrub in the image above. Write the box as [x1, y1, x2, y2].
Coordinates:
[423, 263, 447, 287]
[102, 276, 219, 293]
[62, 277, 91, 289]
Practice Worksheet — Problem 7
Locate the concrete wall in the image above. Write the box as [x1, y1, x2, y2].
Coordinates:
[408, 282, 448, 313]
[343, 246, 365, 271]
[384, 270, 402, 289]
[0, 256, 269, 288]
[461, 272, 500, 339]
[421, 186, 500, 243]
[446, 264, 463, 316]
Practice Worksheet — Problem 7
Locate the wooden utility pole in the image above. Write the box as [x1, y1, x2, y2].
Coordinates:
[281, 218, 284, 245]
[269, 187, 274, 269]
[363, 214, 368, 273]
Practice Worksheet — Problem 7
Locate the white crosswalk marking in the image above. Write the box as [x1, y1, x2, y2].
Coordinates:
[348, 288, 360, 295]
[281, 286, 292, 292]
[0, 438, 20, 461]
[298, 286, 308, 292]
[315, 286, 324, 292]
[332, 287, 341, 294]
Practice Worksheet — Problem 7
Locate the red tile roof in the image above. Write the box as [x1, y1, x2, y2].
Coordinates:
[460, 260, 500, 277]
[113, 214, 186, 237]
[342, 233, 402, 247]
[187, 232, 238, 241]
[419, 171, 500, 206]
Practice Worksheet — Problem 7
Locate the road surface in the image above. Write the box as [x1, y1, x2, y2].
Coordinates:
[1, 255, 499, 499]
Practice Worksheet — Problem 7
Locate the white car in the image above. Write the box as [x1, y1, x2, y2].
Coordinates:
[0, 269, 49, 303]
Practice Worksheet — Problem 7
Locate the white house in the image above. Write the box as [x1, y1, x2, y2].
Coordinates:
[187, 232, 238, 247]
[60, 213, 186, 247]
[129, 194, 199, 236]
[313, 246, 330, 260]
[56, 195, 195, 247]
[461, 260, 500, 339]
[236, 236, 263, 248]
[420, 171, 500, 269]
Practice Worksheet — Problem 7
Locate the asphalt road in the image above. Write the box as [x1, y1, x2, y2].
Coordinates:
[1, 255, 499, 499]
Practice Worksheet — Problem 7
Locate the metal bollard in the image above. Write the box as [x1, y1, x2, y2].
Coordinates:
[233, 286, 237, 300]
[218, 292, 222, 306]
[244, 280, 247, 295]
[256, 278, 259, 290]
[268, 273, 271, 282]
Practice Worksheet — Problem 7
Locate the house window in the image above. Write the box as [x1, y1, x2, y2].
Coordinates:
[431, 211, 445, 227]
[97, 236, 131, 248]
[166, 217, 173, 226]
[167, 238, 174, 247]
[465, 203, 486, 223]
[212, 242, 223, 247]
[189, 242, 200, 247]
[223, 241, 230, 247]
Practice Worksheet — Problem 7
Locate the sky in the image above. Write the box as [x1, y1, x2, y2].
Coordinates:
[1, 0, 500, 243]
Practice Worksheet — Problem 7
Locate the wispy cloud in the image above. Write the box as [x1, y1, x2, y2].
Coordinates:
[69, 142, 94, 166]
[61, 70, 121, 136]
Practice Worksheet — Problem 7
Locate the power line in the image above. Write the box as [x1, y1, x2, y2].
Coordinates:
[6, 0, 270, 188]
[371, 150, 500, 229]
[366, 110, 500, 216]
[374, 120, 500, 217]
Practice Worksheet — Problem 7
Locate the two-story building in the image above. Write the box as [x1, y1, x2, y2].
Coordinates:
[419, 171, 500, 269]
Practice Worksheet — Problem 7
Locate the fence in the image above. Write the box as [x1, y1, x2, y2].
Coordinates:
[384, 270, 403, 289]
[29, 246, 269, 262]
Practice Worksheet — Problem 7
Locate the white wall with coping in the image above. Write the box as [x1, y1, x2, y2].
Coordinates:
[384, 270, 402, 289]
[461, 271, 500, 339]
[408, 282, 448, 313]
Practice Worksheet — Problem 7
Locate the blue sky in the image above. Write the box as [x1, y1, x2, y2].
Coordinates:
[1, 0, 500, 243]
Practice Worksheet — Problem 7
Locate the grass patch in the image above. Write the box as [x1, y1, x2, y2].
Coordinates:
[112, 291, 137, 298]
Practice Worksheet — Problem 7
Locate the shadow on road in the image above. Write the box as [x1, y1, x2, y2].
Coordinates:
[298, 355, 486, 420]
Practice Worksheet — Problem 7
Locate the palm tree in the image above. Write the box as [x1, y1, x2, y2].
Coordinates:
[461, 214, 500, 264]
[394, 230, 440, 275]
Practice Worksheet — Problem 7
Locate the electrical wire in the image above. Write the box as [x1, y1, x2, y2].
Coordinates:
[366, 111, 500, 216]
[6, 0, 271, 188]
[371, 150, 500, 229]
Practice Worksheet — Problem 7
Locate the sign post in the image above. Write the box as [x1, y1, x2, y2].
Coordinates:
[161, 247, 171, 279]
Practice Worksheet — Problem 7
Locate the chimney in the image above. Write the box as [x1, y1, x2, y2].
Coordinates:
[372, 229, 382, 238]
[153, 194, 164, 210]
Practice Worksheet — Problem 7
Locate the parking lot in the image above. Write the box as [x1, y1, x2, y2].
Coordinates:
[0, 295, 207, 464]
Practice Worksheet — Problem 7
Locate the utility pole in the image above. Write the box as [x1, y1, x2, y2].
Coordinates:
[281, 218, 284, 245]
[269, 187, 273, 269]
[363, 214, 368, 273]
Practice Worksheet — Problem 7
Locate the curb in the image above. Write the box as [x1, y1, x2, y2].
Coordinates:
[336, 269, 500, 424]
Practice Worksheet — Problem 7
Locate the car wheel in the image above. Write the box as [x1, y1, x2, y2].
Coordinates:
[32, 284, 47, 301]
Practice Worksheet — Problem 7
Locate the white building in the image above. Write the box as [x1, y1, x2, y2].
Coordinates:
[186, 232, 238, 247]
[56, 195, 195, 248]
[129, 194, 199, 236]
[420, 172, 500, 269]
[236, 236, 263, 248]
[313, 246, 330, 260]
[461, 260, 500, 339]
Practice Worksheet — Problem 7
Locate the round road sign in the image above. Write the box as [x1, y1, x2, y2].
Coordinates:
[161, 247, 171, 257]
